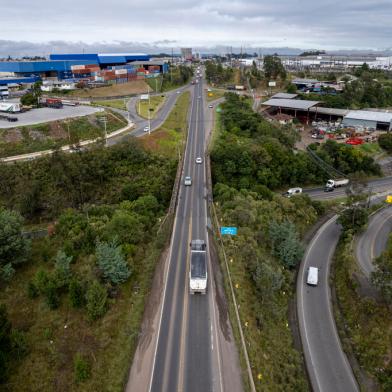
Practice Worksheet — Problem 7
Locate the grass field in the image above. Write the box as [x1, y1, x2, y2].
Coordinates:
[67, 81, 148, 98]
[92, 99, 128, 111]
[136, 95, 166, 120]
[140, 92, 190, 157]
[206, 89, 226, 102]
[0, 111, 126, 158]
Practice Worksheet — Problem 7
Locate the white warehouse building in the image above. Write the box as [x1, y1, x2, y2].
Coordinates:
[342, 110, 392, 131]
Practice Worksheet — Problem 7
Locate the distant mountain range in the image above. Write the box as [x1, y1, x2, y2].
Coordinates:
[0, 40, 391, 58]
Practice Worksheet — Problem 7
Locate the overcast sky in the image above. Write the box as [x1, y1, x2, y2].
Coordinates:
[1, 0, 392, 54]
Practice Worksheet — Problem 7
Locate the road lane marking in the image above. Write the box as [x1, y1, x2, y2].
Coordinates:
[148, 87, 195, 392]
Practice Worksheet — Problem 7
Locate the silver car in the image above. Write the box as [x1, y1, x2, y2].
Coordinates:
[184, 176, 192, 186]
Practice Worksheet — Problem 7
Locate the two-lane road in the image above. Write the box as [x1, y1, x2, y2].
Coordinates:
[298, 216, 359, 392]
[356, 205, 392, 277]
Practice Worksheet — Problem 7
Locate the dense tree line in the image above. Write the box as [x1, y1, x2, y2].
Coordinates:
[0, 140, 176, 221]
[204, 60, 234, 85]
[301, 66, 392, 109]
[213, 184, 322, 389]
[210, 93, 380, 194]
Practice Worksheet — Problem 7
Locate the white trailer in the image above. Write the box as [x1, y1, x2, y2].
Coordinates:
[0, 102, 21, 113]
[189, 239, 207, 294]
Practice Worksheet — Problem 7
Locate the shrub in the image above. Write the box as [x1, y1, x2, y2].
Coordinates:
[53, 250, 73, 287]
[86, 280, 107, 321]
[27, 281, 39, 299]
[44, 278, 60, 310]
[69, 278, 86, 308]
[73, 353, 91, 383]
[1, 263, 15, 282]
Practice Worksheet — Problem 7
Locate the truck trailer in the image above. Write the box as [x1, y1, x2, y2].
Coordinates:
[0, 102, 21, 113]
[324, 178, 349, 192]
[189, 239, 207, 294]
[40, 98, 63, 109]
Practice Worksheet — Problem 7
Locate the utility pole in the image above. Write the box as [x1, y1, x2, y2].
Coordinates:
[148, 84, 151, 135]
[171, 48, 173, 83]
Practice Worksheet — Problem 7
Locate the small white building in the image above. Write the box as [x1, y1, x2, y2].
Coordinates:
[41, 80, 76, 92]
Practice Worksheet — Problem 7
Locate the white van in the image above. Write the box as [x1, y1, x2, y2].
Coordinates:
[285, 187, 302, 197]
[307, 267, 319, 286]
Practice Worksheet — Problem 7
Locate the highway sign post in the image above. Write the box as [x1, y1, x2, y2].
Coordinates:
[220, 226, 237, 235]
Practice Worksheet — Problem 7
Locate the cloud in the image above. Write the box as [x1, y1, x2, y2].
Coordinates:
[0, 0, 391, 51]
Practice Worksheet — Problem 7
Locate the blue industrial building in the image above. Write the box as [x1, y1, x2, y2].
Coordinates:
[0, 53, 153, 84]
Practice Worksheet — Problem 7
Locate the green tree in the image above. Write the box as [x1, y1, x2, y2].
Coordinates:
[0, 209, 30, 269]
[73, 353, 91, 382]
[96, 239, 131, 284]
[1, 263, 15, 282]
[253, 262, 284, 305]
[286, 83, 297, 94]
[269, 221, 304, 268]
[338, 206, 368, 234]
[86, 280, 108, 321]
[263, 55, 286, 80]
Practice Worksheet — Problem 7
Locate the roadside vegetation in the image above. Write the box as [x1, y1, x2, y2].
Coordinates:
[140, 91, 190, 157]
[209, 93, 334, 390]
[211, 93, 380, 194]
[145, 65, 193, 92]
[91, 99, 128, 111]
[333, 233, 392, 391]
[0, 140, 178, 391]
[206, 89, 225, 102]
[0, 111, 126, 158]
[136, 95, 166, 119]
[205, 60, 235, 87]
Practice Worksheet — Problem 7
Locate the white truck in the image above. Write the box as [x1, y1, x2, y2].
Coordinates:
[189, 239, 207, 294]
[0, 102, 21, 113]
[307, 267, 319, 286]
[324, 178, 349, 192]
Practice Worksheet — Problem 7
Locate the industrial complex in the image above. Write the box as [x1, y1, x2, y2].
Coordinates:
[0, 53, 168, 87]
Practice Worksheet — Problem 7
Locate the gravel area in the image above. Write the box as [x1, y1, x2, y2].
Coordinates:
[0, 105, 103, 129]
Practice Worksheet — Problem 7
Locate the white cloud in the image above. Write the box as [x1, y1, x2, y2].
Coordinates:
[1, 0, 391, 51]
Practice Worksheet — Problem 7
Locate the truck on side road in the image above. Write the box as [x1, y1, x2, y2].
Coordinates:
[0, 102, 21, 113]
[324, 178, 349, 192]
[189, 239, 207, 294]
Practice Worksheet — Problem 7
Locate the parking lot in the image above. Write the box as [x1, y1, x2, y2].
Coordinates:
[0, 105, 103, 129]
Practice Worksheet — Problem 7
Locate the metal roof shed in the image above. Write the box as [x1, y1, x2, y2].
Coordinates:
[262, 98, 320, 110]
[343, 110, 392, 130]
[270, 93, 298, 99]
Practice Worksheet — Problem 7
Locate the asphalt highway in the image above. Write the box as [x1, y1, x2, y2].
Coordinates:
[297, 216, 359, 392]
[126, 77, 242, 392]
[355, 205, 392, 277]
[304, 176, 392, 200]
